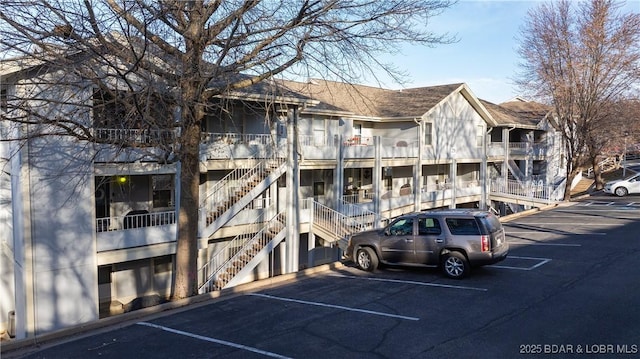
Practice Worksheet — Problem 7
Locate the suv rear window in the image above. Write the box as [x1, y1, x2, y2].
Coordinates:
[445, 218, 481, 235]
[478, 214, 502, 233]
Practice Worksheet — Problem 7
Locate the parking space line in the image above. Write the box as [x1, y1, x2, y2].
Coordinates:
[506, 231, 606, 235]
[137, 322, 292, 359]
[507, 240, 581, 247]
[330, 273, 488, 291]
[248, 293, 420, 321]
[491, 255, 551, 271]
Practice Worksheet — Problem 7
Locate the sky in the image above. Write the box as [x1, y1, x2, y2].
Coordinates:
[372, 0, 640, 105]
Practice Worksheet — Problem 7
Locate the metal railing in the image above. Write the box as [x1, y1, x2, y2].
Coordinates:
[94, 128, 176, 144]
[490, 179, 554, 201]
[198, 212, 285, 293]
[201, 132, 273, 145]
[95, 210, 175, 232]
[311, 199, 384, 243]
[199, 156, 285, 224]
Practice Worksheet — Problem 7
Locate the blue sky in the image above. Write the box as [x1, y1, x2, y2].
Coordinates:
[374, 0, 640, 104]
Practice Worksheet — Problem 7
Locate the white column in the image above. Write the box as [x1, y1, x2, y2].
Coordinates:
[285, 106, 300, 273]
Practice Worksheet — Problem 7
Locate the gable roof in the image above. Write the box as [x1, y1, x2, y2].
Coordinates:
[278, 79, 465, 119]
[478, 98, 552, 129]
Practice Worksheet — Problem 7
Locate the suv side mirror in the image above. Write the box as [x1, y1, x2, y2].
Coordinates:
[384, 228, 391, 236]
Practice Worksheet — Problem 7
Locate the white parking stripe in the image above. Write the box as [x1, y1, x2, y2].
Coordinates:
[248, 293, 420, 321]
[506, 231, 606, 235]
[507, 240, 581, 247]
[330, 273, 488, 291]
[491, 256, 551, 271]
[509, 222, 610, 226]
[137, 322, 292, 359]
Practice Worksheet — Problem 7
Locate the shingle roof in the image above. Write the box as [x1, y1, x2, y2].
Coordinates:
[278, 79, 463, 118]
[499, 99, 552, 126]
[479, 98, 551, 128]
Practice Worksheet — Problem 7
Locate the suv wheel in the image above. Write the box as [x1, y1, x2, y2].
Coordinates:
[615, 187, 628, 197]
[442, 252, 469, 279]
[356, 247, 378, 272]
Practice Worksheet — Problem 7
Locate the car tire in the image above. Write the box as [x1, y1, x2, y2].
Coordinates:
[356, 247, 378, 272]
[442, 251, 469, 279]
[615, 187, 628, 197]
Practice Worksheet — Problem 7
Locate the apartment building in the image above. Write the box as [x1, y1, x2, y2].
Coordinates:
[1, 61, 566, 339]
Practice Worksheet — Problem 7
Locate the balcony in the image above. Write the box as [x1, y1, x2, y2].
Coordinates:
[96, 210, 176, 252]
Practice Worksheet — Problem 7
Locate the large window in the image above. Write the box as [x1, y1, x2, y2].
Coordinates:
[424, 122, 433, 146]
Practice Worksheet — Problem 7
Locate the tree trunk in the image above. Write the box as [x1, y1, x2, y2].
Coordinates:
[173, 121, 202, 299]
[563, 165, 581, 201]
[592, 156, 604, 190]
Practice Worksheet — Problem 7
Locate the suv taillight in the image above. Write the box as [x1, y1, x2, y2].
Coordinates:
[481, 235, 490, 252]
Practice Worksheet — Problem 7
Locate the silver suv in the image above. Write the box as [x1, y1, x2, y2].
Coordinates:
[344, 209, 508, 279]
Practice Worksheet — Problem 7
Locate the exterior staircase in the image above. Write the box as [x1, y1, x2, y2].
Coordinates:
[571, 178, 594, 197]
[310, 200, 385, 252]
[199, 156, 286, 238]
[198, 212, 286, 293]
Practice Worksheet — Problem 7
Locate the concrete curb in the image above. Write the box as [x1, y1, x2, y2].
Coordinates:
[1, 262, 345, 356]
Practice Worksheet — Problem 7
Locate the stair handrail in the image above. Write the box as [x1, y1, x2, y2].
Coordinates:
[490, 178, 561, 203]
[337, 198, 389, 228]
[197, 216, 266, 290]
[200, 155, 285, 219]
[311, 200, 379, 243]
[198, 212, 285, 293]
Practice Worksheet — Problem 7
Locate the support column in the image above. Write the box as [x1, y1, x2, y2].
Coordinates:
[336, 134, 344, 213]
[285, 106, 300, 274]
[414, 121, 423, 212]
[373, 136, 381, 224]
[450, 159, 457, 208]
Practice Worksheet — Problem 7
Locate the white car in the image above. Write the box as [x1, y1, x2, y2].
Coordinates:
[604, 173, 640, 196]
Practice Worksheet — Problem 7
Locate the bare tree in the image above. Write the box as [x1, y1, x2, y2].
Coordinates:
[0, 0, 455, 299]
[515, 0, 640, 198]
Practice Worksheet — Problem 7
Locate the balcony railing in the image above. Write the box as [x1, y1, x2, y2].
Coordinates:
[201, 132, 273, 145]
[490, 179, 552, 201]
[96, 210, 176, 232]
[94, 128, 176, 144]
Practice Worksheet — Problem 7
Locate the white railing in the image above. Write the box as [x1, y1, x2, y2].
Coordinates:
[199, 156, 285, 227]
[338, 198, 389, 227]
[94, 128, 176, 144]
[586, 156, 619, 178]
[490, 179, 554, 201]
[311, 200, 382, 243]
[201, 132, 273, 145]
[299, 134, 334, 147]
[96, 210, 175, 232]
[198, 218, 265, 291]
[198, 212, 285, 293]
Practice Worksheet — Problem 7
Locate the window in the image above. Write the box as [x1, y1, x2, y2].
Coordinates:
[419, 217, 441, 235]
[476, 125, 484, 147]
[446, 218, 481, 235]
[424, 122, 433, 146]
[152, 175, 174, 208]
[0, 87, 7, 113]
[389, 218, 413, 235]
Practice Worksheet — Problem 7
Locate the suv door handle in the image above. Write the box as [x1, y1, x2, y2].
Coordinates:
[435, 238, 444, 243]
[405, 238, 414, 242]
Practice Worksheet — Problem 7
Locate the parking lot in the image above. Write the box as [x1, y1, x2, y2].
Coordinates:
[6, 196, 640, 358]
